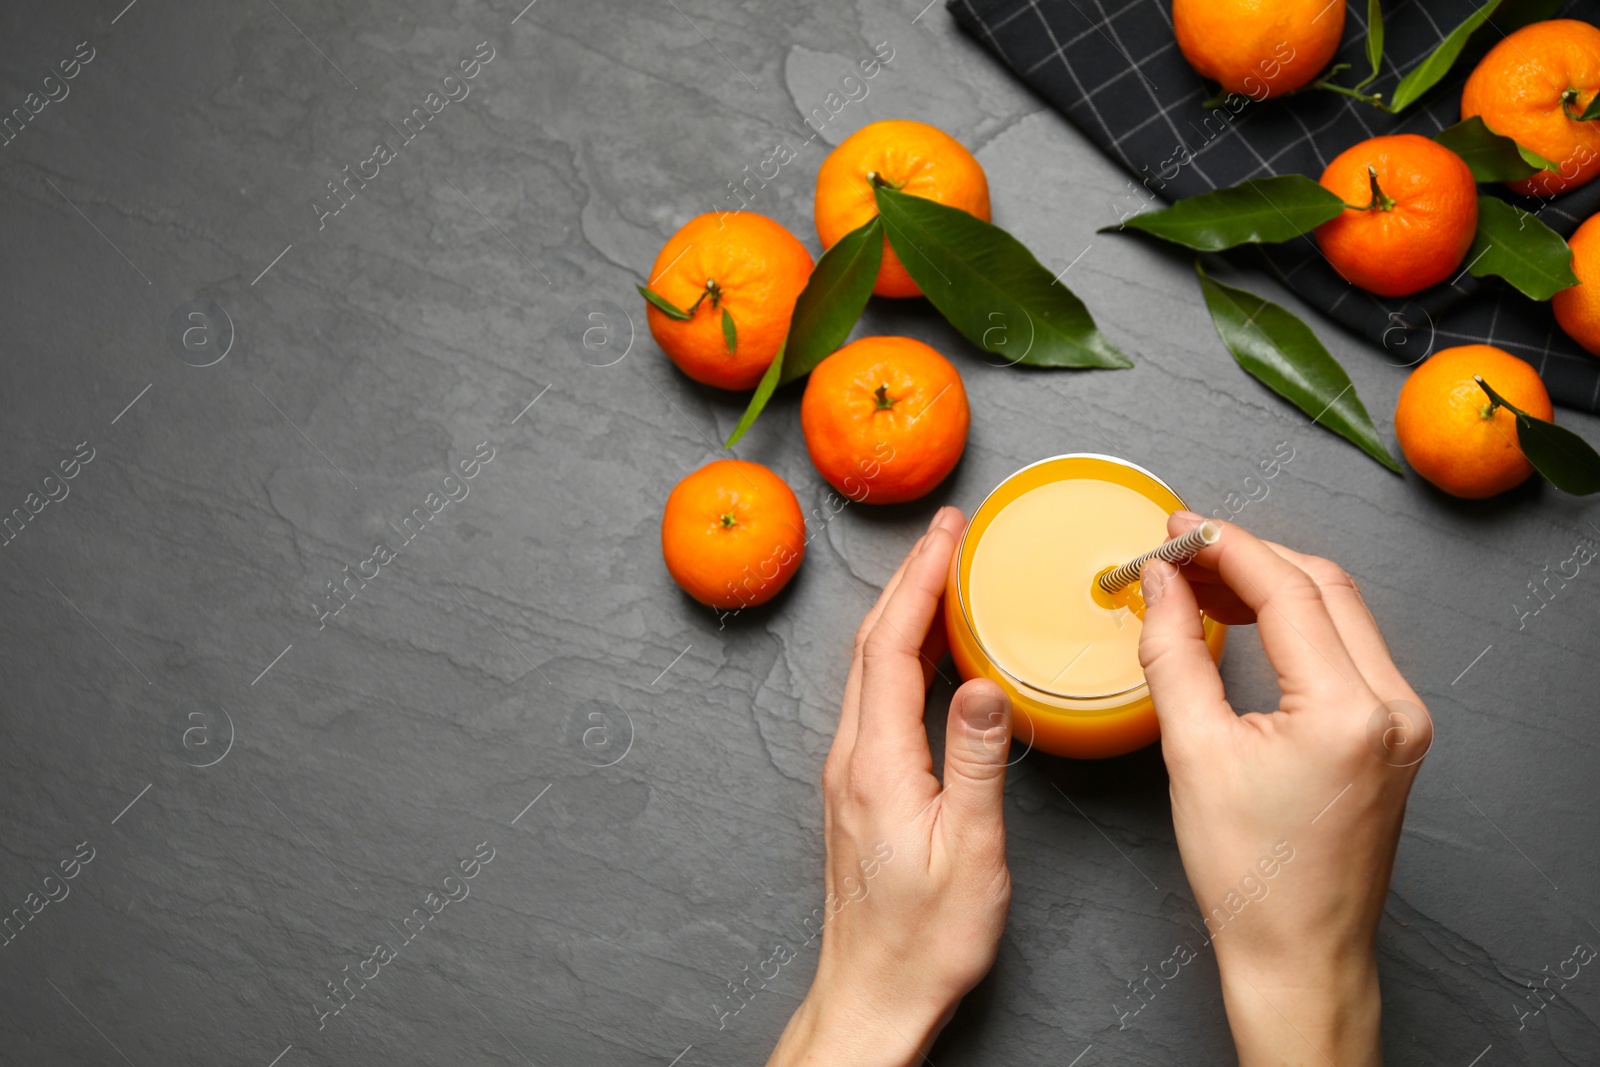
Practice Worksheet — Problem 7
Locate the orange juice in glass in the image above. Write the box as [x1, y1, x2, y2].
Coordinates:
[945, 454, 1227, 759]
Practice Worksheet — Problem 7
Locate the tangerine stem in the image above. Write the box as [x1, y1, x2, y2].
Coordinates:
[873, 383, 895, 410]
[1475, 375, 1521, 420]
[866, 171, 904, 191]
[686, 277, 721, 315]
[1561, 87, 1598, 122]
[719, 512, 737, 529]
[1346, 165, 1397, 212]
[1304, 77, 1388, 108]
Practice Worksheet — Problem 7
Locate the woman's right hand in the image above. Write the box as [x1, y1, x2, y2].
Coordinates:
[1137, 512, 1432, 1067]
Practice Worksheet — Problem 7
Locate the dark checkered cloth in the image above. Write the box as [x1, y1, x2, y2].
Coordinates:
[949, 0, 1600, 412]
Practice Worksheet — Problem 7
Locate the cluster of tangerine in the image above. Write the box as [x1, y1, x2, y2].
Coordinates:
[1177, 9, 1600, 499]
[646, 121, 982, 608]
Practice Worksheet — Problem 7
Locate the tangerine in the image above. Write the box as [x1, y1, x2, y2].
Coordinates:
[661, 460, 806, 609]
[1553, 211, 1600, 355]
[1314, 134, 1479, 298]
[1394, 344, 1552, 499]
[1461, 19, 1600, 199]
[1172, 0, 1345, 99]
[800, 336, 969, 504]
[644, 213, 814, 391]
[814, 120, 989, 299]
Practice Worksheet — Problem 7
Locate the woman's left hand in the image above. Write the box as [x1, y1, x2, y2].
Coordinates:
[766, 505, 1016, 1067]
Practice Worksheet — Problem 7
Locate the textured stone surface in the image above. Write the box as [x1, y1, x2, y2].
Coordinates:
[1, 1, 1597, 1064]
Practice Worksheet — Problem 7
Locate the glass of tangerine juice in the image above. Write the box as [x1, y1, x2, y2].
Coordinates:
[944, 454, 1227, 759]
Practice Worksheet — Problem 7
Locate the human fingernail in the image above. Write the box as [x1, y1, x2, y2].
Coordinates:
[1142, 559, 1177, 604]
[1172, 510, 1204, 526]
[927, 506, 948, 533]
[964, 700, 1010, 763]
[963, 687, 1009, 738]
[967, 690, 1006, 721]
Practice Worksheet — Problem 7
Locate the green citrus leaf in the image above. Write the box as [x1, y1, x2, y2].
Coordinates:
[1519, 144, 1562, 171]
[1195, 261, 1400, 473]
[724, 214, 884, 447]
[724, 339, 785, 449]
[1361, 0, 1384, 88]
[637, 284, 692, 320]
[1517, 416, 1600, 494]
[1578, 93, 1600, 122]
[1388, 0, 1502, 113]
[1434, 117, 1559, 182]
[1109, 175, 1346, 251]
[722, 307, 736, 353]
[778, 214, 883, 386]
[1478, 377, 1600, 494]
[874, 185, 1130, 369]
[1466, 195, 1578, 301]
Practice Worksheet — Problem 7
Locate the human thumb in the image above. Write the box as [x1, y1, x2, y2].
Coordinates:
[941, 679, 1012, 832]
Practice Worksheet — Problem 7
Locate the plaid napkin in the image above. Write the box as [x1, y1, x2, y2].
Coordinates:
[949, 0, 1600, 412]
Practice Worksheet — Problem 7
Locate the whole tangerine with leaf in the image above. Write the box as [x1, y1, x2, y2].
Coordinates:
[661, 459, 806, 609]
[1553, 211, 1600, 356]
[1394, 344, 1552, 499]
[1314, 134, 1479, 298]
[814, 119, 989, 298]
[1460, 19, 1600, 199]
[1172, 0, 1345, 99]
[800, 335, 970, 504]
[641, 213, 814, 391]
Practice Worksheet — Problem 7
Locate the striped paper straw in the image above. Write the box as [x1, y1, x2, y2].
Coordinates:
[1097, 521, 1222, 595]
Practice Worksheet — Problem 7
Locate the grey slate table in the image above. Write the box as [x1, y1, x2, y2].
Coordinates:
[2, 1, 1597, 1064]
